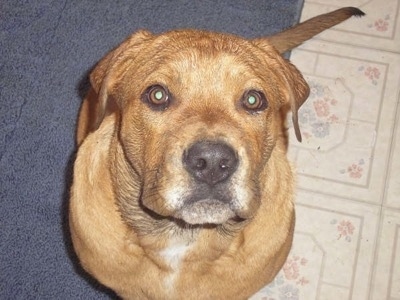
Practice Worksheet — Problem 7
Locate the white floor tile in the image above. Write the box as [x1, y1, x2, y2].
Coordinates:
[252, 191, 380, 300]
[288, 44, 400, 204]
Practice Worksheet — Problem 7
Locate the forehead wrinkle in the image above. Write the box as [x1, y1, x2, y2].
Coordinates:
[169, 51, 263, 99]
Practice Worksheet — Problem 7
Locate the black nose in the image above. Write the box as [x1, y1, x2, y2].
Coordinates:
[183, 141, 238, 186]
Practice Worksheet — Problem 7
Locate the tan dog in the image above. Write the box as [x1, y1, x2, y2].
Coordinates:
[70, 7, 364, 299]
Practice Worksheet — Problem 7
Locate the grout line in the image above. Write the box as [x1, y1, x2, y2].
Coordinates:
[368, 68, 400, 299]
[387, 224, 400, 298]
[382, 84, 400, 208]
[367, 205, 384, 300]
[297, 187, 380, 208]
[298, 37, 400, 57]
[315, 37, 400, 56]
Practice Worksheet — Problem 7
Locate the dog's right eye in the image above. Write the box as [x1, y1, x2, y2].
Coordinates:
[142, 85, 171, 110]
[241, 90, 268, 113]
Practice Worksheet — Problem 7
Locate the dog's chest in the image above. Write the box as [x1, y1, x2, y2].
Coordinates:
[158, 239, 193, 291]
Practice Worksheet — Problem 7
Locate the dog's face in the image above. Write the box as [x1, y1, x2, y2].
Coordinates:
[90, 30, 309, 225]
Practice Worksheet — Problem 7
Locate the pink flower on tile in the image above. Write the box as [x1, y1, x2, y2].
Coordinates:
[261, 255, 309, 297]
[300, 258, 308, 266]
[282, 255, 309, 283]
[340, 159, 365, 179]
[337, 220, 355, 239]
[283, 258, 300, 280]
[347, 163, 363, 178]
[328, 114, 339, 123]
[374, 18, 389, 32]
[364, 66, 380, 81]
[313, 99, 330, 117]
[296, 277, 309, 286]
[358, 65, 381, 85]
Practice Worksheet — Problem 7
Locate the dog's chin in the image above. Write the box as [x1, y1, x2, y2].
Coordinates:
[176, 199, 237, 225]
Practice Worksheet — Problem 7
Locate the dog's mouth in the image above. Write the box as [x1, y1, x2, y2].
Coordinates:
[176, 182, 252, 225]
[176, 198, 237, 225]
[140, 183, 248, 226]
[170, 183, 244, 225]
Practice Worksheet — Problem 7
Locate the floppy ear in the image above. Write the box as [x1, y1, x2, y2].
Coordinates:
[252, 35, 310, 142]
[253, 7, 364, 142]
[89, 30, 153, 130]
[280, 61, 310, 142]
[254, 7, 364, 54]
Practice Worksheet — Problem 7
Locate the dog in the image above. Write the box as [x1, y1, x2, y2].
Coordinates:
[70, 7, 364, 299]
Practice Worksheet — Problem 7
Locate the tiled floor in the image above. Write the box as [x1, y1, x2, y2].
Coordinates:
[252, 1, 400, 299]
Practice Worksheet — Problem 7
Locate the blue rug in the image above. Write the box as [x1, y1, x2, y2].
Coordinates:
[0, 1, 304, 298]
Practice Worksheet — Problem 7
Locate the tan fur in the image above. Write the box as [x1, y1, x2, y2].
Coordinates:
[70, 7, 363, 299]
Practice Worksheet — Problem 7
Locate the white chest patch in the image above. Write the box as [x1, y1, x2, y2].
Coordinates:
[159, 240, 192, 291]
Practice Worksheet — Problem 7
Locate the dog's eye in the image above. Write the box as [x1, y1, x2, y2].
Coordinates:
[142, 85, 171, 110]
[241, 90, 268, 113]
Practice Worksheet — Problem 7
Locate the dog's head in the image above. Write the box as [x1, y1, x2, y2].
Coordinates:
[88, 29, 309, 226]
[86, 8, 364, 227]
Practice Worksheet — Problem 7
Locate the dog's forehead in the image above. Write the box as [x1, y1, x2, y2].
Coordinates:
[157, 29, 252, 53]
[171, 53, 259, 91]
[157, 30, 263, 69]
[142, 31, 274, 94]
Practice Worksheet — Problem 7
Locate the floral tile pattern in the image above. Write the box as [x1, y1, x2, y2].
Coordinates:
[252, 0, 400, 299]
[252, 191, 380, 300]
[288, 48, 400, 202]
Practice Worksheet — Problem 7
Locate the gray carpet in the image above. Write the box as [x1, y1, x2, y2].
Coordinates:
[0, 1, 304, 298]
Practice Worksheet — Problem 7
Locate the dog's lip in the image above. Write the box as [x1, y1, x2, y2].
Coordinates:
[185, 193, 231, 206]
[175, 198, 238, 225]
[185, 184, 232, 204]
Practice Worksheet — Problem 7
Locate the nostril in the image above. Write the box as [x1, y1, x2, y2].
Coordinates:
[195, 158, 207, 170]
[219, 159, 231, 170]
[183, 140, 238, 186]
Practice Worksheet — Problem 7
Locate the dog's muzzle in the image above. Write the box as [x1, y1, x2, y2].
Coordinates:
[179, 140, 240, 224]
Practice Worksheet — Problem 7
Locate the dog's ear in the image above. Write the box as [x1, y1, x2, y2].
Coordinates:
[280, 60, 310, 142]
[89, 30, 153, 130]
[253, 7, 364, 141]
[254, 7, 364, 54]
[252, 37, 309, 141]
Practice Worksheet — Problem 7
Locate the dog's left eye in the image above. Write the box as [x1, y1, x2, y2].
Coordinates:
[241, 90, 268, 113]
[142, 85, 171, 110]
